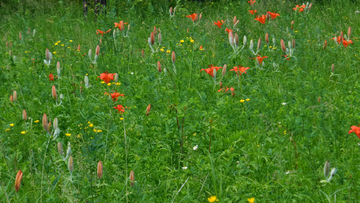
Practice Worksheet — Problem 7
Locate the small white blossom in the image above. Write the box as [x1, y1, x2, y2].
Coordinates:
[181, 167, 188, 170]
[193, 145, 198, 150]
[281, 102, 287, 106]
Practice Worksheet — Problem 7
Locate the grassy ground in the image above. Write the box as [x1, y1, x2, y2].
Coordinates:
[1, 0, 360, 202]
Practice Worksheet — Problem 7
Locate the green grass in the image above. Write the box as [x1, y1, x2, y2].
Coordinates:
[1, 0, 360, 202]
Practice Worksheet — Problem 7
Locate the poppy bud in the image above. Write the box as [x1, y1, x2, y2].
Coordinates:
[243, 35, 247, 45]
[323, 40, 327, 50]
[84, 75, 89, 87]
[340, 31, 343, 43]
[292, 39, 296, 48]
[19, 31, 22, 40]
[157, 61, 161, 73]
[129, 170, 135, 186]
[10, 95, 13, 103]
[97, 161, 103, 179]
[68, 155, 74, 173]
[13, 90, 17, 102]
[324, 160, 330, 179]
[66, 142, 71, 158]
[158, 32, 162, 45]
[120, 21, 124, 31]
[348, 27, 351, 39]
[95, 45, 100, 61]
[194, 13, 199, 22]
[172, 51, 176, 64]
[141, 49, 145, 58]
[114, 73, 118, 83]
[234, 33, 239, 47]
[331, 63, 335, 72]
[257, 38, 261, 50]
[52, 85, 57, 100]
[88, 49, 92, 59]
[266, 13, 270, 21]
[222, 64, 227, 76]
[57, 61, 60, 76]
[150, 32, 155, 45]
[22, 110, 27, 121]
[233, 16, 237, 25]
[146, 104, 151, 116]
[291, 21, 294, 30]
[265, 33, 269, 44]
[45, 48, 51, 62]
[169, 7, 173, 16]
[15, 170, 23, 192]
[43, 113, 49, 133]
[77, 44, 81, 52]
[58, 142, 64, 157]
[280, 39, 286, 52]
[228, 31, 234, 47]
[199, 13, 202, 21]
[53, 118, 58, 129]
[308, 3, 312, 11]
[153, 26, 157, 37]
[249, 39, 254, 51]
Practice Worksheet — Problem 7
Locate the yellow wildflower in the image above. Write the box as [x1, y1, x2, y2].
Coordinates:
[93, 129, 97, 132]
[61, 44, 64, 46]
[101, 81, 105, 84]
[248, 198, 255, 203]
[246, 98, 250, 101]
[190, 39, 194, 43]
[180, 40, 184, 43]
[10, 124, 14, 127]
[77, 134, 81, 138]
[167, 50, 171, 53]
[160, 49, 164, 52]
[65, 133, 71, 137]
[53, 52, 57, 54]
[240, 99, 245, 103]
[208, 196, 217, 203]
[55, 43, 58, 46]
[5, 129, 10, 132]
[21, 131, 26, 134]
[34, 120, 39, 123]
[97, 130, 102, 133]
[116, 82, 121, 86]
[69, 40, 73, 42]
[89, 124, 93, 127]
[284, 130, 286, 135]
[120, 118, 124, 120]
[107, 83, 111, 86]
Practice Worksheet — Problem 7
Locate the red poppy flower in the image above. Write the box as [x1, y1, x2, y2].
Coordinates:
[342, 39, 353, 48]
[218, 86, 230, 92]
[200, 65, 222, 77]
[282, 55, 290, 60]
[230, 66, 250, 75]
[49, 73, 54, 81]
[331, 36, 342, 44]
[225, 28, 233, 34]
[96, 29, 112, 36]
[114, 104, 125, 113]
[111, 92, 125, 101]
[114, 21, 128, 31]
[255, 15, 266, 24]
[293, 5, 306, 12]
[248, 0, 255, 5]
[349, 126, 360, 139]
[253, 56, 268, 64]
[199, 45, 204, 50]
[267, 12, 280, 20]
[99, 72, 115, 84]
[186, 13, 198, 22]
[214, 20, 225, 29]
[249, 10, 257, 15]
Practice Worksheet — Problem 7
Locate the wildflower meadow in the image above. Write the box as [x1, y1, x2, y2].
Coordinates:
[1, 0, 360, 202]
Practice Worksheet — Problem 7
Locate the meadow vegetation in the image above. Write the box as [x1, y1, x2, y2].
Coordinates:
[1, 0, 360, 202]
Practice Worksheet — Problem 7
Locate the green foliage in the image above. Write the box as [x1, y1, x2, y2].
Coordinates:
[1, 0, 360, 202]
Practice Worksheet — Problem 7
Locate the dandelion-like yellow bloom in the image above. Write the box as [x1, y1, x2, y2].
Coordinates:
[65, 133, 71, 137]
[93, 129, 97, 132]
[107, 83, 112, 86]
[61, 44, 64, 46]
[246, 98, 250, 101]
[77, 134, 81, 138]
[10, 124, 14, 127]
[116, 82, 121, 86]
[208, 196, 217, 203]
[21, 131, 26, 134]
[101, 81, 105, 84]
[167, 50, 171, 53]
[34, 120, 39, 123]
[5, 129, 10, 132]
[55, 43, 58, 46]
[53, 52, 57, 54]
[240, 99, 245, 103]
[180, 40, 184, 43]
[190, 39, 194, 43]
[97, 130, 102, 133]
[69, 40, 73, 42]
[89, 123, 93, 127]
[284, 130, 286, 135]
[248, 198, 255, 203]
[120, 118, 124, 120]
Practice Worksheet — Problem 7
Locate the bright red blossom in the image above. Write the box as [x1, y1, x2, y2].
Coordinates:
[248, 0, 255, 5]
[255, 15, 266, 24]
[225, 28, 233, 34]
[214, 20, 225, 29]
[282, 55, 290, 60]
[186, 13, 198, 22]
[49, 74, 54, 81]
[253, 56, 268, 64]
[99, 72, 115, 84]
[293, 5, 306, 12]
[111, 92, 125, 101]
[267, 12, 280, 20]
[342, 39, 353, 48]
[230, 66, 250, 75]
[200, 65, 222, 77]
[249, 10, 257, 15]
[96, 29, 112, 36]
[349, 126, 360, 139]
[114, 104, 125, 113]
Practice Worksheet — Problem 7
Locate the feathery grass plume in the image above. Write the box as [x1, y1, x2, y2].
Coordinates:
[323, 40, 327, 50]
[42, 113, 50, 133]
[172, 51, 176, 64]
[58, 142, 64, 157]
[222, 64, 227, 76]
[97, 161, 103, 179]
[13, 90, 17, 102]
[324, 160, 330, 179]
[157, 61, 161, 73]
[22, 110, 27, 121]
[15, 170, 23, 192]
[129, 170, 135, 186]
[257, 38, 262, 51]
[292, 39, 296, 48]
[56, 61, 60, 77]
[68, 155, 74, 173]
[158, 32, 162, 45]
[265, 33, 269, 44]
[146, 104, 151, 116]
[331, 64, 335, 72]
[347, 27, 351, 39]
[52, 85, 57, 100]
[280, 39, 286, 52]
[44, 48, 52, 66]
[95, 45, 100, 62]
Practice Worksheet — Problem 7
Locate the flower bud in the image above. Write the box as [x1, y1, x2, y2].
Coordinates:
[157, 61, 161, 73]
[243, 35, 247, 45]
[114, 73, 118, 83]
[19, 31, 22, 40]
[13, 90, 17, 102]
[52, 85, 57, 100]
[169, 7, 173, 16]
[272, 37, 276, 47]
[57, 61, 60, 76]
[331, 63, 335, 72]
[257, 38, 262, 50]
[308, 3, 312, 11]
[324, 160, 330, 179]
[43, 113, 49, 133]
[265, 33, 269, 44]
[33, 29, 36, 37]
[291, 21, 294, 30]
[213, 68, 217, 78]
[292, 39, 296, 48]
[141, 49, 145, 58]
[280, 39, 286, 52]
[15, 170, 23, 192]
[22, 110, 27, 121]
[288, 41, 291, 50]
[45, 48, 51, 62]
[53, 118, 58, 129]
[234, 33, 239, 47]
[129, 170, 135, 186]
[97, 161, 103, 179]
[88, 49, 92, 59]
[199, 13, 202, 21]
[150, 32, 155, 45]
[119, 21, 124, 31]
[222, 64, 227, 76]
[95, 45, 100, 60]
[249, 39, 254, 51]
[77, 45, 81, 52]
[58, 142, 64, 157]
[146, 104, 151, 116]
[172, 51, 176, 64]
[68, 155, 74, 173]
[340, 31, 343, 42]
[158, 32, 162, 45]
[233, 16, 237, 25]
[84, 75, 89, 87]
[66, 142, 71, 158]
[323, 40, 327, 50]
[348, 27, 351, 39]
[228, 31, 234, 47]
